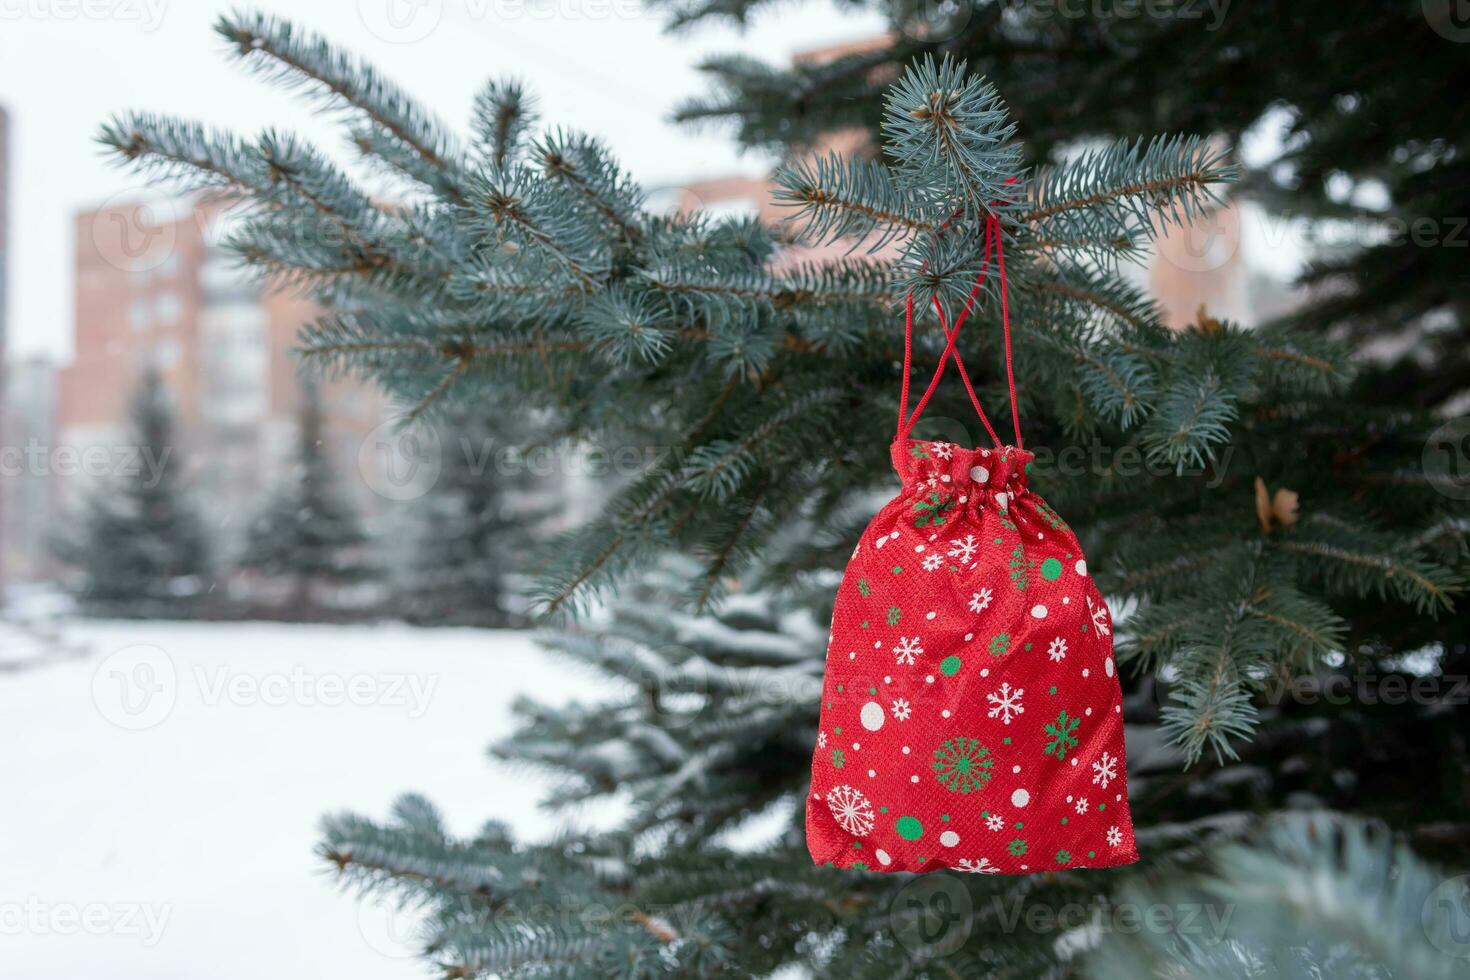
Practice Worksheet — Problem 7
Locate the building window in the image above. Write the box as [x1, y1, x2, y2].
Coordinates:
[155, 291, 181, 324]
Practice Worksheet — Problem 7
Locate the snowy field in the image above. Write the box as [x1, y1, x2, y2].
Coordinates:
[0, 619, 614, 978]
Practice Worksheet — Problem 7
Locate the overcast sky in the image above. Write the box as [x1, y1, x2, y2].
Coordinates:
[0, 0, 885, 362]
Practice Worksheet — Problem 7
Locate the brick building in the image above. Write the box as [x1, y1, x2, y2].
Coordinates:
[59, 196, 387, 555]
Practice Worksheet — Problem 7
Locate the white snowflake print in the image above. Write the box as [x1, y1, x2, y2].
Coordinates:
[920, 473, 940, 492]
[1091, 751, 1118, 789]
[1074, 797, 1089, 816]
[892, 636, 924, 666]
[984, 813, 1005, 832]
[930, 441, 954, 460]
[968, 587, 994, 615]
[1048, 636, 1067, 662]
[825, 785, 876, 837]
[947, 534, 980, 565]
[817, 731, 827, 749]
[1088, 594, 1112, 637]
[921, 552, 944, 572]
[986, 682, 1025, 725]
[1106, 826, 1123, 848]
[890, 698, 912, 721]
[955, 857, 1000, 874]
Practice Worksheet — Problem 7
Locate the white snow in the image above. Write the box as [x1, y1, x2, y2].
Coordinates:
[0, 619, 612, 978]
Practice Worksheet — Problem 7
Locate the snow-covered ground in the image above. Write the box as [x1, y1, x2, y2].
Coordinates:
[0, 619, 613, 977]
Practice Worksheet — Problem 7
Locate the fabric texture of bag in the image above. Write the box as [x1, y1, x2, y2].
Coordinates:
[805, 214, 1139, 875]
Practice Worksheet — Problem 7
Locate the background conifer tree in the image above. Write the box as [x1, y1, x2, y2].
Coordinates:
[103, 11, 1467, 976]
[54, 369, 211, 618]
[240, 382, 374, 619]
[398, 405, 554, 627]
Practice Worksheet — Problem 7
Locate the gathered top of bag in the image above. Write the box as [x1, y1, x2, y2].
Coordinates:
[892, 439, 1032, 497]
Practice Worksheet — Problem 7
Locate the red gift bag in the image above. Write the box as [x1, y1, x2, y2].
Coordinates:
[806, 214, 1138, 875]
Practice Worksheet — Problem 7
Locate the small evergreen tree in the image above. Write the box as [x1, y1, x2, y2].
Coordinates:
[398, 406, 552, 627]
[240, 383, 373, 619]
[55, 369, 211, 617]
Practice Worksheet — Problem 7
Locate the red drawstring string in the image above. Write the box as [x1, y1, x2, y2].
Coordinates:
[899, 219, 998, 446]
[896, 210, 1023, 450]
[994, 215, 1022, 449]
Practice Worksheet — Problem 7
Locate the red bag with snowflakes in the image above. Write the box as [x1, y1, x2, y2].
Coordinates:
[806, 214, 1138, 875]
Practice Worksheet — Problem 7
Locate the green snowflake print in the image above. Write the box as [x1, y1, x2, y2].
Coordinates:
[932, 737, 995, 794]
[988, 632, 1011, 658]
[851, 861, 869, 871]
[1043, 710, 1080, 760]
[912, 492, 954, 528]
[831, 748, 846, 769]
[909, 443, 930, 460]
[886, 606, 901, 625]
[857, 578, 871, 598]
[1036, 500, 1069, 531]
[1008, 545, 1035, 591]
[1008, 838, 1028, 856]
[1055, 850, 1071, 865]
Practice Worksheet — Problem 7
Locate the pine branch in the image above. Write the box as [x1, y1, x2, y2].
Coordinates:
[214, 12, 464, 199]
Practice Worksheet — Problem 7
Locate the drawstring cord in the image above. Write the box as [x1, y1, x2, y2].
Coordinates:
[896, 206, 1023, 450]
